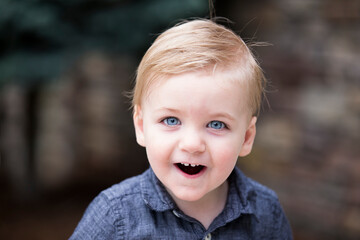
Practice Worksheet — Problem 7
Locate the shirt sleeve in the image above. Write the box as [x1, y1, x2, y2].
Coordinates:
[69, 193, 120, 240]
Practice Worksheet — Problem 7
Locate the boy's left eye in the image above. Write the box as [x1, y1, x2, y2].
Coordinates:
[207, 121, 226, 130]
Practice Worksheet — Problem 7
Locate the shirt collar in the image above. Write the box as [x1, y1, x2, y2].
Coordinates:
[140, 167, 256, 217]
[221, 167, 257, 221]
[140, 168, 176, 212]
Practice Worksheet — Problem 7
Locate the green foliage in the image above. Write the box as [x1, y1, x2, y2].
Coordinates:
[0, 0, 208, 86]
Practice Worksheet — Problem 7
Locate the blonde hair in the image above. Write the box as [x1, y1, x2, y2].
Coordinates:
[131, 19, 266, 116]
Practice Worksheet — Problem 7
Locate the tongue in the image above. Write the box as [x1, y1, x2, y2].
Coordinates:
[177, 164, 204, 175]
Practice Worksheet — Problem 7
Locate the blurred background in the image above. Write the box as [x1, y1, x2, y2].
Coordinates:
[0, 0, 359, 239]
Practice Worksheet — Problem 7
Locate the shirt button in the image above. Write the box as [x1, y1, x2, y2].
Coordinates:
[172, 210, 180, 218]
[204, 233, 211, 240]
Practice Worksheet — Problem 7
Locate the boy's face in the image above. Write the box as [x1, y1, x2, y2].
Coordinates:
[134, 71, 257, 204]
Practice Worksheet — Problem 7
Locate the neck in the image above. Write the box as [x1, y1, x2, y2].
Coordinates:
[172, 181, 229, 230]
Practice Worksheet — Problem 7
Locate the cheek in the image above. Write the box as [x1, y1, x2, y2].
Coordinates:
[217, 148, 239, 164]
[145, 132, 174, 164]
[209, 134, 244, 170]
[211, 134, 243, 157]
[210, 141, 240, 167]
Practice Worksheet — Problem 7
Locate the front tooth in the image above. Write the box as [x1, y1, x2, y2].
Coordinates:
[183, 163, 189, 166]
[190, 164, 196, 167]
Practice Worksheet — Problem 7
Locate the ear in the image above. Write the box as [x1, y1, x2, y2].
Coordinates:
[239, 116, 257, 157]
[133, 104, 146, 147]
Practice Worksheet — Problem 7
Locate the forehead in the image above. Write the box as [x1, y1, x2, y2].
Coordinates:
[144, 67, 248, 100]
[142, 70, 250, 117]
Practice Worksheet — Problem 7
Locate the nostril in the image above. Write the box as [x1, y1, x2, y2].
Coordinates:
[178, 137, 206, 153]
[179, 143, 206, 154]
[178, 128, 206, 153]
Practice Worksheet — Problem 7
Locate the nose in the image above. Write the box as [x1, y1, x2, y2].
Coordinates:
[178, 127, 206, 154]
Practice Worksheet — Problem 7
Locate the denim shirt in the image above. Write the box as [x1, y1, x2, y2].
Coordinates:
[69, 167, 292, 240]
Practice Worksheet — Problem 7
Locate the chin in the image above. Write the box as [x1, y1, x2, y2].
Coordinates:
[171, 189, 206, 203]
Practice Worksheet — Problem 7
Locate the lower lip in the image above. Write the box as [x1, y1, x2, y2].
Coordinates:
[174, 164, 207, 179]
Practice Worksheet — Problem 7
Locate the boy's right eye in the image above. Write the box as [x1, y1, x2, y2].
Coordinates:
[163, 117, 180, 126]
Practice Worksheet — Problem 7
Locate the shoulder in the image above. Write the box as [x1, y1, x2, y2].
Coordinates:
[246, 175, 278, 202]
[233, 168, 293, 239]
[97, 170, 152, 217]
[232, 168, 284, 222]
[245, 176, 285, 220]
[69, 170, 150, 240]
[233, 167, 278, 205]
[101, 171, 145, 203]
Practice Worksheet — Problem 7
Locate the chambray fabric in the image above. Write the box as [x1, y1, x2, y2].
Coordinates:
[69, 167, 292, 240]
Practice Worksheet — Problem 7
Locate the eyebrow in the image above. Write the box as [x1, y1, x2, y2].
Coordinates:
[153, 107, 181, 114]
[209, 112, 236, 122]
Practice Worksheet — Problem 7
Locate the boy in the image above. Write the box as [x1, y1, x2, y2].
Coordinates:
[70, 19, 292, 239]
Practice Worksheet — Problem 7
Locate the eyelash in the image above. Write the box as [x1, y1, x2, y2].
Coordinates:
[161, 117, 228, 130]
[162, 117, 181, 126]
[207, 120, 228, 130]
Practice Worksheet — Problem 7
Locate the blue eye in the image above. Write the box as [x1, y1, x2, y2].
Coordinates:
[207, 121, 225, 130]
[163, 117, 180, 126]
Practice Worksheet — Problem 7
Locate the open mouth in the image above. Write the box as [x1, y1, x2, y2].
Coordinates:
[176, 163, 205, 175]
